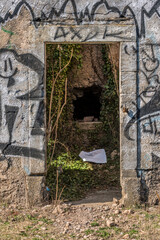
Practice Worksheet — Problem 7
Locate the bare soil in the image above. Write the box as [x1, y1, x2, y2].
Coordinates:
[0, 190, 160, 240]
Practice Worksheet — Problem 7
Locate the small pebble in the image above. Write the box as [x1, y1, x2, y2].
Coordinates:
[106, 220, 115, 227]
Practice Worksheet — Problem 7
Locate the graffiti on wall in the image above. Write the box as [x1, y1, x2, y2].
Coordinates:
[124, 42, 160, 177]
[0, 49, 44, 162]
[0, 0, 160, 38]
[124, 44, 160, 141]
[0, 0, 160, 177]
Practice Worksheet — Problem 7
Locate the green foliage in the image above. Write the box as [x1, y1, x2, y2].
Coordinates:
[101, 45, 119, 147]
[46, 44, 82, 162]
[47, 153, 94, 200]
[46, 44, 82, 110]
[127, 229, 139, 238]
[85, 229, 95, 235]
[91, 222, 100, 227]
[46, 152, 120, 201]
[50, 152, 92, 170]
[96, 229, 110, 238]
[46, 44, 120, 201]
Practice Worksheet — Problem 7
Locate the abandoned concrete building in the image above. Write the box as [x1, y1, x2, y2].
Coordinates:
[0, 0, 160, 206]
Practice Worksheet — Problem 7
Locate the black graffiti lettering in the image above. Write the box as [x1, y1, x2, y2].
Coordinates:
[124, 87, 160, 140]
[7, 77, 15, 87]
[124, 45, 130, 55]
[79, 6, 92, 23]
[141, 0, 160, 38]
[0, 49, 45, 161]
[70, 27, 82, 40]
[32, 100, 44, 136]
[103, 26, 123, 39]
[0, 0, 160, 41]
[139, 93, 147, 105]
[132, 46, 137, 53]
[0, 0, 36, 27]
[47, 0, 79, 24]
[142, 116, 153, 134]
[5, 105, 19, 142]
[4, 58, 13, 72]
[0, 143, 44, 160]
[54, 27, 70, 40]
[150, 142, 160, 145]
[124, 45, 137, 56]
[91, 0, 121, 21]
[131, 101, 140, 111]
[40, 0, 121, 25]
[140, 46, 160, 102]
[142, 86, 156, 98]
[4, 60, 7, 72]
[82, 30, 98, 42]
[9, 58, 12, 70]
[141, 46, 159, 73]
[125, 45, 160, 141]
[122, 5, 140, 37]
[153, 120, 160, 136]
[0, 0, 122, 27]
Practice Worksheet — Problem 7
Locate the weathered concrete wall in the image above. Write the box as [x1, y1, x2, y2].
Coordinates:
[0, 0, 160, 205]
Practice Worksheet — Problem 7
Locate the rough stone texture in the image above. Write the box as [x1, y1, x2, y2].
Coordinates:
[69, 45, 106, 89]
[0, 0, 160, 205]
[26, 176, 45, 207]
[121, 177, 141, 206]
[0, 158, 45, 206]
[69, 43, 119, 89]
[0, 158, 26, 205]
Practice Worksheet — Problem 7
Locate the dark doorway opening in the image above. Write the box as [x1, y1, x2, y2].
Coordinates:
[46, 43, 121, 203]
[73, 85, 102, 121]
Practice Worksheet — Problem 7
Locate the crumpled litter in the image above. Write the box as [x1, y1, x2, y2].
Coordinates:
[79, 149, 107, 164]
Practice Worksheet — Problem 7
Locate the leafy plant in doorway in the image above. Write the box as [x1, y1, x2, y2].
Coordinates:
[46, 44, 120, 202]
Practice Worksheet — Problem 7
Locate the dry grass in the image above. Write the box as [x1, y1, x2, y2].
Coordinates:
[0, 204, 160, 240]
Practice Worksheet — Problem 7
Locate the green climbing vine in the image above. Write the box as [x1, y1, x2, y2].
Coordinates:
[101, 44, 119, 146]
[46, 44, 82, 167]
[46, 43, 120, 201]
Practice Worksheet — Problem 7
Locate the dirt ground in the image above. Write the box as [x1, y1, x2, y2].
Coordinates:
[0, 189, 160, 240]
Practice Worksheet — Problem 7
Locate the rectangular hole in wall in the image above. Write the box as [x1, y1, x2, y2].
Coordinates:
[45, 43, 121, 203]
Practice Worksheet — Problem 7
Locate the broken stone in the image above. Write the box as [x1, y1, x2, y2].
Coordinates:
[41, 227, 47, 231]
[123, 209, 134, 215]
[104, 205, 110, 211]
[76, 225, 81, 230]
[83, 116, 94, 122]
[66, 222, 71, 228]
[111, 203, 118, 208]
[119, 203, 124, 208]
[113, 198, 119, 204]
[123, 234, 129, 239]
[115, 218, 119, 224]
[109, 216, 114, 221]
[106, 219, 115, 227]
[52, 206, 63, 215]
[63, 228, 68, 234]
[115, 209, 121, 214]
